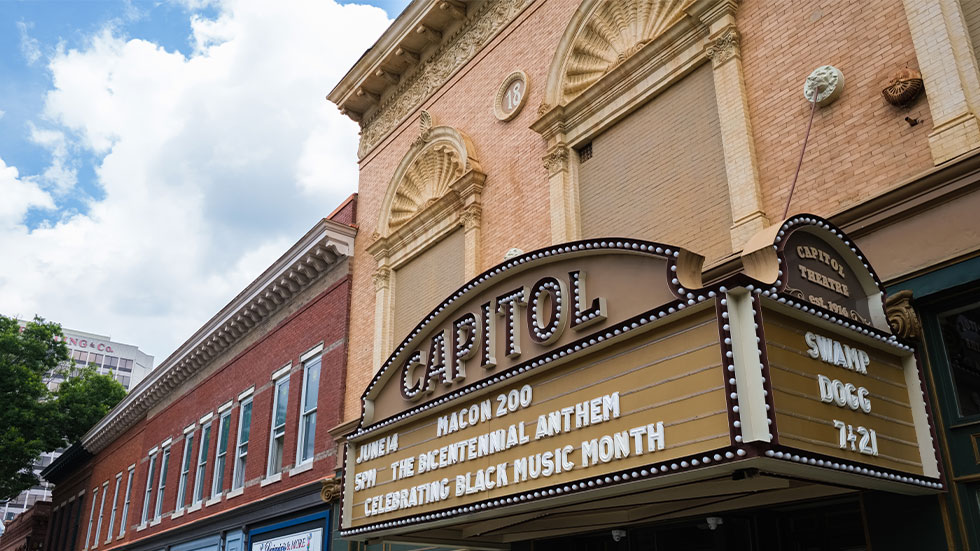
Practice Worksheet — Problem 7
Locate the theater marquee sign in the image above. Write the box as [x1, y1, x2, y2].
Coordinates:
[341, 216, 942, 539]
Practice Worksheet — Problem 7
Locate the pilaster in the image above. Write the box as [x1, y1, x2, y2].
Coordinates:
[543, 143, 581, 244]
[903, 0, 980, 163]
[705, 23, 768, 251]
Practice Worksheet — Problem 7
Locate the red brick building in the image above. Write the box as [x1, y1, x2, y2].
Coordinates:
[0, 501, 51, 551]
[41, 198, 357, 551]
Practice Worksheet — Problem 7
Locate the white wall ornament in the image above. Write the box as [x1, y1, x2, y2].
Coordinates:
[494, 71, 529, 121]
[803, 65, 844, 106]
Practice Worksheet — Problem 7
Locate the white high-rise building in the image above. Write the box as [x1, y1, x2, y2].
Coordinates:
[0, 324, 154, 522]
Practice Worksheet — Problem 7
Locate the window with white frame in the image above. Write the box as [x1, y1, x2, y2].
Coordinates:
[211, 410, 232, 498]
[267, 375, 290, 476]
[118, 467, 134, 537]
[84, 486, 99, 549]
[105, 474, 121, 542]
[140, 453, 158, 525]
[297, 354, 320, 464]
[193, 420, 212, 505]
[232, 398, 252, 490]
[93, 482, 108, 547]
[176, 432, 194, 510]
[153, 446, 170, 520]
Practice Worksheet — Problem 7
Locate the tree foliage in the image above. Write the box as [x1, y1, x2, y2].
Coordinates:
[0, 315, 127, 501]
[55, 365, 127, 444]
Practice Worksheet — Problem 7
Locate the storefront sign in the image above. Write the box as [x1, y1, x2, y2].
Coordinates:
[349, 306, 729, 529]
[781, 230, 875, 326]
[344, 241, 738, 534]
[362, 243, 705, 424]
[763, 306, 927, 475]
[342, 216, 942, 539]
[251, 528, 322, 551]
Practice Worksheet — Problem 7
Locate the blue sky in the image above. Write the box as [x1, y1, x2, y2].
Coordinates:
[0, 0, 408, 360]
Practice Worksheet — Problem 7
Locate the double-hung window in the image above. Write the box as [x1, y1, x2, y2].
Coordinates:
[267, 373, 290, 476]
[176, 431, 194, 510]
[140, 452, 159, 525]
[84, 486, 99, 549]
[211, 409, 232, 498]
[118, 467, 134, 537]
[93, 481, 108, 546]
[297, 354, 321, 464]
[232, 398, 252, 490]
[105, 474, 121, 542]
[153, 446, 170, 520]
[193, 419, 212, 505]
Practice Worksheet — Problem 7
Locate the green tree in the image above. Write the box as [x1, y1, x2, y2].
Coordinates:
[0, 315, 128, 501]
[0, 316, 66, 500]
[55, 364, 127, 444]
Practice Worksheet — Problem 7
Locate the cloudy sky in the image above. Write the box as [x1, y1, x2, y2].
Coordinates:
[0, 0, 408, 363]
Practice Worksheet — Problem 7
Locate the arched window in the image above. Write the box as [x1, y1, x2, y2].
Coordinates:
[533, 0, 767, 259]
[367, 115, 486, 365]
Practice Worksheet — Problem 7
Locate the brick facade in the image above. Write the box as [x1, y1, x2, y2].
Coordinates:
[43, 199, 356, 551]
[337, 0, 980, 423]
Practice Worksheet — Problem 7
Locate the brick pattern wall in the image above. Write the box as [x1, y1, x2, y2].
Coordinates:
[327, 194, 357, 227]
[738, 0, 934, 220]
[392, 228, 465, 342]
[343, 0, 940, 423]
[964, 0, 980, 67]
[578, 62, 733, 263]
[344, 0, 579, 419]
[50, 272, 352, 551]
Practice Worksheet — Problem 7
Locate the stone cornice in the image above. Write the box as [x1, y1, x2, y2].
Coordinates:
[80, 219, 357, 454]
[329, 0, 534, 159]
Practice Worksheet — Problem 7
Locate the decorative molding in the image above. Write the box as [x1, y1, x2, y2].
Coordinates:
[459, 203, 482, 231]
[373, 267, 392, 291]
[79, 219, 356, 454]
[358, 0, 534, 158]
[881, 68, 924, 107]
[411, 110, 434, 148]
[803, 65, 844, 106]
[320, 477, 342, 503]
[374, 125, 483, 245]
[705, 26, 739, 67]
[885, 290, 922, 341]
[543, 145, 569, 175]
[389, 144, 464, 232]
[368, 124, 486, 366]
[493, 70, 530, 121]
[558, 0, 694, 104]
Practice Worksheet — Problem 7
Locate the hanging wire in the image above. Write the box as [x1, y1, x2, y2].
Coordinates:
[783, 94, 820, 219]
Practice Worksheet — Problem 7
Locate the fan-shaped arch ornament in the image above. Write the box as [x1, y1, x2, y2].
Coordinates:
[375, 123, 484, 241]
[388, 144, 464, 231]
[560, 0, 693, 103]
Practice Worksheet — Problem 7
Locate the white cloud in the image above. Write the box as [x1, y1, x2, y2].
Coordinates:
[17, 21, 42, 65]
[0, 157, 55, 231]
[0, 0, 391, 359]
[28, 124, 78, 194]
[0, 109, 6, 119]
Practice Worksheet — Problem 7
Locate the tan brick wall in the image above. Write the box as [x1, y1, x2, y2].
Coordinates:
[963, 0, 980, 67]
[392, 228, 464, 342]
[578, 62, 733, 263]
[344, 0, 580, 420]
[739, 0, 934, 219]
[342, 0, 941, 421]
